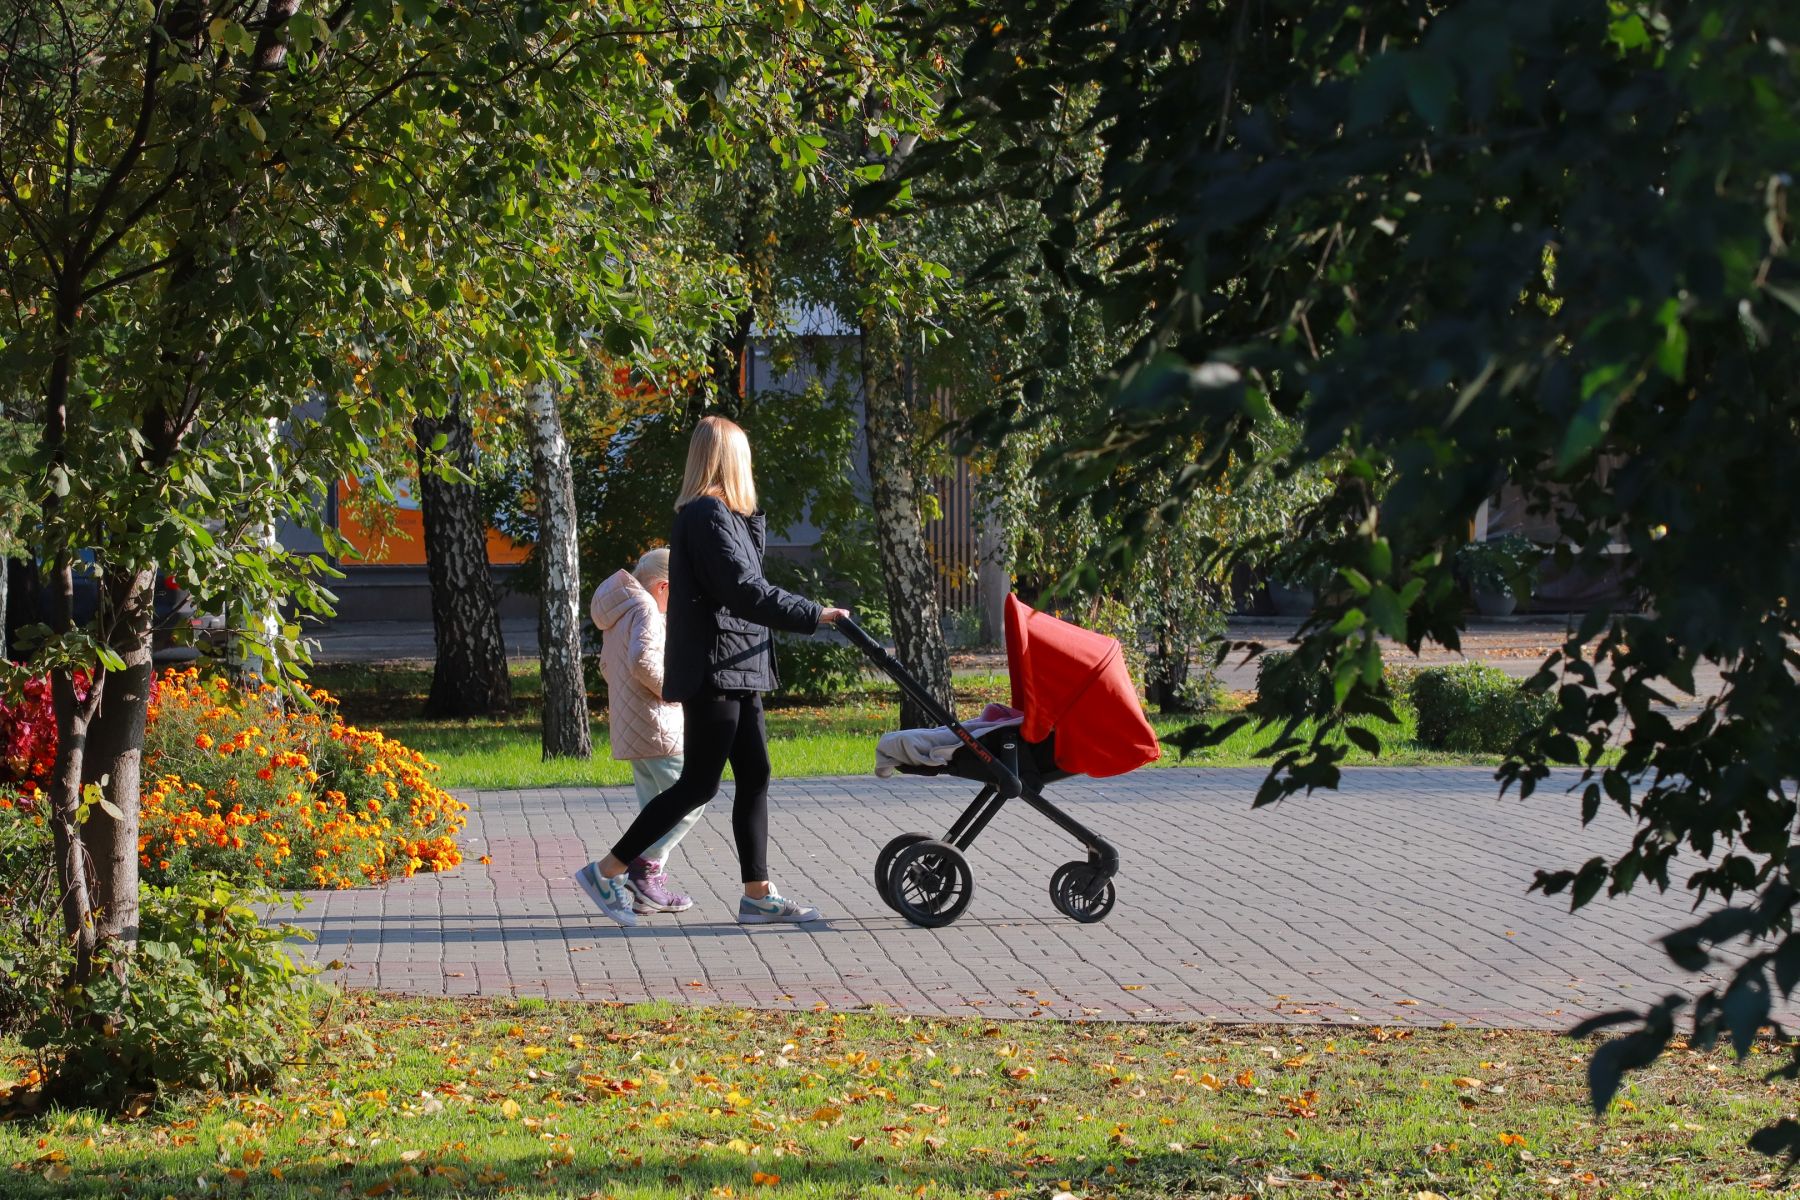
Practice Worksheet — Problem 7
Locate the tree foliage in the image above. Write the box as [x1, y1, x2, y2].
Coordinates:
[894, 0, 1800, 1145]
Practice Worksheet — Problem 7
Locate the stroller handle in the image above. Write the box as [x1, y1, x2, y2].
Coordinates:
[835, 613, 1026, 799]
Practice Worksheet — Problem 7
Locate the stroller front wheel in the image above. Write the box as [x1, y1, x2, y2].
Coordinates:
[1050, 861, 1116, 924]
[888, 839, 975, 928]
[874, 832, 934, 911]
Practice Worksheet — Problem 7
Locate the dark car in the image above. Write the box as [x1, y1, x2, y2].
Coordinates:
[6, 557, 217, 665]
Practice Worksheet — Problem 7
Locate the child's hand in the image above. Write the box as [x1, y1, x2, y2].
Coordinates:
[819, 606, 852, 624]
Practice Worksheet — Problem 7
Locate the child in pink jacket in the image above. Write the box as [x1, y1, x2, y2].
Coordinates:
[588, 548, 701, 913]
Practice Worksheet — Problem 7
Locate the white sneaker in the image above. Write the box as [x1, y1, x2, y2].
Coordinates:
[737, 891, 822, 924]
[578, 862, 639, 927]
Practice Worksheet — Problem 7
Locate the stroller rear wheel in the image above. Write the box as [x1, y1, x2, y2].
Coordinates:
[888, 839, 974, 928]
[874, 832, 934, 910]
[1050, 861, 1116, 924]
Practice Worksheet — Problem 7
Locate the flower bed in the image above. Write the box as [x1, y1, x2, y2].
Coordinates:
[0, 669, 467, 889]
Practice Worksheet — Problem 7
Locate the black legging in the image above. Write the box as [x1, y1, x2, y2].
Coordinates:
[610, 690, 771, 882]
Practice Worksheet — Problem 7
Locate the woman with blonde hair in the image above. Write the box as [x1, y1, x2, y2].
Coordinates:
[578, 415, 848, 926]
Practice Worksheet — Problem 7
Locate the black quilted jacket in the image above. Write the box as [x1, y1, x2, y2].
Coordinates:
[663, 497, 822, 701]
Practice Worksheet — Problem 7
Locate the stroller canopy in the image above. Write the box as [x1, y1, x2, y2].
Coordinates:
[1004, 595, 1161, 778]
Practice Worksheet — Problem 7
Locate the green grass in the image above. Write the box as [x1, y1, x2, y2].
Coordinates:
[1, 995, 1787, 1198]
[307, 662, 1500, 791]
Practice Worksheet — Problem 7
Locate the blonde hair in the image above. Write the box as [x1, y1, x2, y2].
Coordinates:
[634, 546, 670, 585]
[675, 415, 758, 515]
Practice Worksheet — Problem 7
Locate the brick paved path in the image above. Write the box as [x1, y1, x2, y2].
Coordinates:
[285, 768, 1749, 1028]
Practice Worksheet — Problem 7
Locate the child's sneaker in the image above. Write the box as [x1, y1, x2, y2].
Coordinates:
[737, 891, 821, 924]
[577, 862, 639, 927]
[627, 859, 694, 914]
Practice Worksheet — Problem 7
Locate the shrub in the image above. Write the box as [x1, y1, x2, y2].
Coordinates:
[1254, 650, 1329, 717]
[1, 790, 325, 1105]
[0, 788, 59, 1037]
[139, 670, 468, 888]
[1408, 663, 1555, 753]
[0, 672, 83, 788]
[773, 634, 871, 702]
[12, 868, 323, 1107]
[1455, 534, 1539, 596]
[1, 668, 468, 889]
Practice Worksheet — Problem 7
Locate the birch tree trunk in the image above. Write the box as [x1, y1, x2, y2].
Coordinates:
[415, 396, 513, 718]
[525, 381, 591, 760]
[231, 417, 282, 686]
[860, 305, 953, 729]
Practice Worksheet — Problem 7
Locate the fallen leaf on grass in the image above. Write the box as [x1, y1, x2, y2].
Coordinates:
[1498, 1132, 1528, 1147]
[752, 1171, 780, 1186]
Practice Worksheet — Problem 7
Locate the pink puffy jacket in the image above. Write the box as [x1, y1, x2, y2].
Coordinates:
[590, 569, 684, 760]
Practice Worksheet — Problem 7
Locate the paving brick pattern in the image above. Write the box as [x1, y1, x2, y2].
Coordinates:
[283, 768, 1750, 1028]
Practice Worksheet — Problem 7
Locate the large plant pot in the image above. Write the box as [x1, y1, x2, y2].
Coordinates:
[1473, 587, 1518, 617]
[1268, 584, 1315, 618]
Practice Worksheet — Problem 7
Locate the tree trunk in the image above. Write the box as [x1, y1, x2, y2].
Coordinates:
[525, 382, 591, 760]
[81, 564, 156, 957]
[975, 470, 1010, 646]
[414, 397, 512, 718]
[47, 564, 101, 982]
[860, 305, 953, 729]
[0, 553, 9, 662]
[231, 417, 281, 686]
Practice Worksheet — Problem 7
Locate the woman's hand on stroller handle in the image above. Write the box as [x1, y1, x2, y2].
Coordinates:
[819, 605, 852, 625]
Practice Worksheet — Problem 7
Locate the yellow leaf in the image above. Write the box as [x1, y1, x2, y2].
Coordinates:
[752, 1171, 781, 1186]
[1198, 1073, 1222, 1091]
[499, 1098, 522, 1120]
[524, 1046, 547, 1061]
[43, 1163, 72, 1183]
[399, 1150, 424, 1164]
[1453, 1077, 1482, 1089]
[1121, 985, 1144, 991]
[725, 1138, 754, 1155]
[1498, 1132, 1528, 1147]
[1415, 1193, 1449, 1200]
[810, 1106, 842, 1123]
[1236, 1070, 1256, 1088]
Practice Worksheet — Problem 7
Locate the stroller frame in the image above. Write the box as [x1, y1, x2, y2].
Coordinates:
[839, 616, 1121, 927]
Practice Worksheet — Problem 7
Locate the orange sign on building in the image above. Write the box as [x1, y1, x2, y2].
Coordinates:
[334, 478, 530, 567]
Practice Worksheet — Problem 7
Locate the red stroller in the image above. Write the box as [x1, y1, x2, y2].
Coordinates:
[837, 596, 1161, 928]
